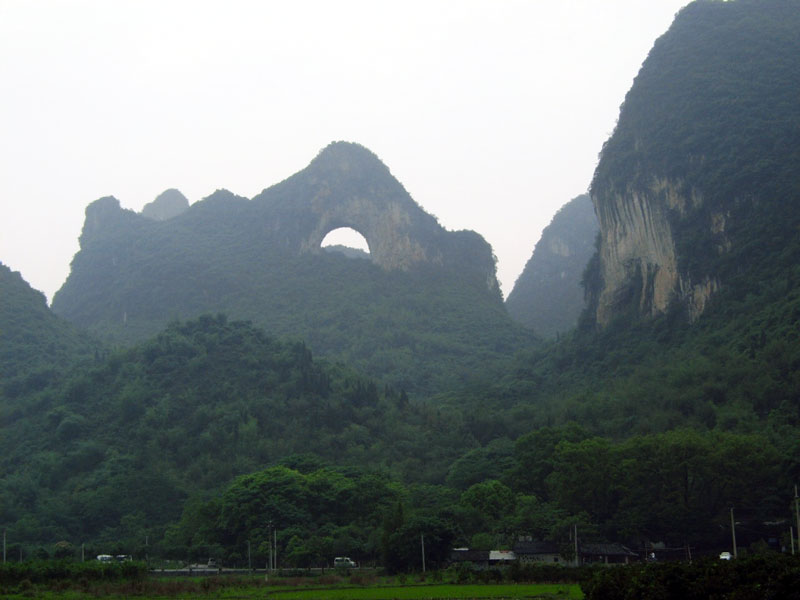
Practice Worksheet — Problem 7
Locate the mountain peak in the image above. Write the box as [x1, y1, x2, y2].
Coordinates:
[141, 189, 189, 221]
[78, 196, 143, 249]
[307, 141, 392, 179]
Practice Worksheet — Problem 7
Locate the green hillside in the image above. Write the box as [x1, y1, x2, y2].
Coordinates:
[0, 262, 97, 392]
[452, 0, 800, 451]
[432, 0, 800, 554]
[0, 314, 476, 553]
[2, 309, 791, 563]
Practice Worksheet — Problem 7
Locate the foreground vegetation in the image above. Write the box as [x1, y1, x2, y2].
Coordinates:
[4, 556, 800, 599]
[0, 563, 584, 599]
[582, 554, 800, 600]
[266, 583, 582, 600]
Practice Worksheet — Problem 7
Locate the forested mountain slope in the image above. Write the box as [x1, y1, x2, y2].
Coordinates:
[0, 262, 96, 389]
[505, 194, 597, 337]
[431, 0, 800, 553]
[0, 314, 472, 550]
[445, 0, 800, 442]
[51, 142, 532, 394]
[585, 0, 800, 327]
[2, 304, 790, 562]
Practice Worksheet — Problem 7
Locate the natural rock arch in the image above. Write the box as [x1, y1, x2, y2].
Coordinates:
[299, 196, 435, 270]
[285, 142, 443, 271]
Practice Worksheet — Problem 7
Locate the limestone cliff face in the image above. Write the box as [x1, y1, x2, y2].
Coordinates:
[299, 186, 440, 271]
[592, 179, 721, 326]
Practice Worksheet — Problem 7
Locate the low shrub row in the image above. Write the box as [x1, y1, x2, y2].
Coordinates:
[0, 559, 147, 585]
[448, 561, 594, 584]
[581, 555, 800, 600]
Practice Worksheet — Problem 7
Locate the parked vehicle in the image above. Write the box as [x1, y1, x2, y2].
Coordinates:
[334, 556, 357, 568]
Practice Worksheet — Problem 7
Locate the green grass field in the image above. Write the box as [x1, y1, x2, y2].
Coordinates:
[266, 583, 583, 599]
[0, 580, 584, 599]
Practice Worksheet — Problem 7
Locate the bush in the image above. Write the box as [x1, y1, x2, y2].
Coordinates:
[509, 562, 592, 584]
[581, 555, 800, 600]
[0, 560, 147, 586]
[450, 562, 474, 583]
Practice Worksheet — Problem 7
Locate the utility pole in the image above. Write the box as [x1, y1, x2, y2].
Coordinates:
[730, 507, 738, 559]
[574, 524, 579, 567]
[420, 534, 426, 573]
[795, 485, 800, 552]
[3, 528, 6, 563]
[248, 541, 251, 571]
[274, 527, 278, 571]
[791, 526, 795, 555]
[268, 522, 273, 572]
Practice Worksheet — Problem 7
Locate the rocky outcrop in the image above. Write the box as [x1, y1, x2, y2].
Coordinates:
[299, 191, 440, 271]
[141, 189, 189, 221]
[592, 179, 721, 326]
[254, 141, 499, 292]
[593, 182, 680, 326]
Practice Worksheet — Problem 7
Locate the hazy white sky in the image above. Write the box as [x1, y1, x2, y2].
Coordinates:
[0, 0, 690, 302]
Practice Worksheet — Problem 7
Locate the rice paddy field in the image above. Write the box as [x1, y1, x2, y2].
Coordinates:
[0, 576, 584, 599]
[266, 583, 582, 600]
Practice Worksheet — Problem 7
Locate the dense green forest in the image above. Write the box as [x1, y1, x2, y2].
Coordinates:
[2, 0, 800, 575]
[1, 306, 797, 566]
[0, 263, 96, 386]
[0, 314, 471, 549]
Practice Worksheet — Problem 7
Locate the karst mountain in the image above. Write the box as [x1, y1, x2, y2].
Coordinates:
[52, 142, 533, 394]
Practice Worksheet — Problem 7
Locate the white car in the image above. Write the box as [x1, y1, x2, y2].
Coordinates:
[334, 557, 357, 568]
[719, 551, 732, 560]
